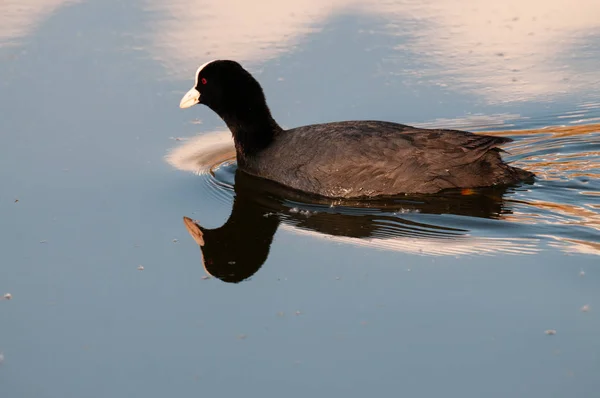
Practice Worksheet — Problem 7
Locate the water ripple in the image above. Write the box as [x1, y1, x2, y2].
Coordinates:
[167, 117, 600, 257]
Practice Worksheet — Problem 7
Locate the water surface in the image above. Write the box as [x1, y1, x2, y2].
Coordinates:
[1, 1, 599, 397]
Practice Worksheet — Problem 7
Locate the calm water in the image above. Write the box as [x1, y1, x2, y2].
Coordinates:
[1, 1, 599, 397]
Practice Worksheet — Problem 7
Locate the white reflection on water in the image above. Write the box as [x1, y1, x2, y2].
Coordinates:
[0, 0, 78, 47]
[4, 0, 600, 102]
[146, 0, 600, 102]
[166, 130, 235, 174]
[384, 0, 600, 102]
[288, 227, 541, 257]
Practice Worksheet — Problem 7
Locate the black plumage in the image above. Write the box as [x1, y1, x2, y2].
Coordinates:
[180, 60, 534, 198]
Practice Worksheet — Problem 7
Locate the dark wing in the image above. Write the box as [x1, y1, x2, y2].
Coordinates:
[259, 121, 513, 197]
[405, 128, 512, 165]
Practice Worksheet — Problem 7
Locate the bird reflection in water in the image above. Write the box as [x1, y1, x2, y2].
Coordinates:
[183, 170, 526, 283]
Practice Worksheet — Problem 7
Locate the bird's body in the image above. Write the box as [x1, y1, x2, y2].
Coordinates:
[246, 121, 529, 197]
[179, 60, 533, 198]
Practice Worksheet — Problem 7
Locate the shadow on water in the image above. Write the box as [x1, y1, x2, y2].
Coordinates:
[183, 169, 532, 283]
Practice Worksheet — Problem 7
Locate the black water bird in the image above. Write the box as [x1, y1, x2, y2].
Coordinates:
[180, 60, 533, 198]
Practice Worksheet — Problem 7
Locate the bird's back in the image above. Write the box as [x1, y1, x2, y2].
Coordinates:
[244, 121, 530, 198]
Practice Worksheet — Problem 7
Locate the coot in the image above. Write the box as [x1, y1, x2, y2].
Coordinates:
[179, 60, 533, 198]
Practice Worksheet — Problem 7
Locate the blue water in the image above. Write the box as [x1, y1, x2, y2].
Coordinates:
[1, 1, 599, 397]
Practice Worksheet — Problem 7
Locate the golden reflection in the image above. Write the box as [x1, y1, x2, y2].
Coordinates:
[547, 237, 600, 256]
[485, 123, 599, 255]
[511, 199, 600, 232]
[483, 123, 600, 180]
[484, 123, 600, 137]
[0, 0, 78, 47]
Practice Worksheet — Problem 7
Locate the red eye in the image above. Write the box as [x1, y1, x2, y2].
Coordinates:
[201, 78, 207, 85]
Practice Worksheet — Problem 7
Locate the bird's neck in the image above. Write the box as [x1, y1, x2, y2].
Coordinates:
[217, 103, 282, 165]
